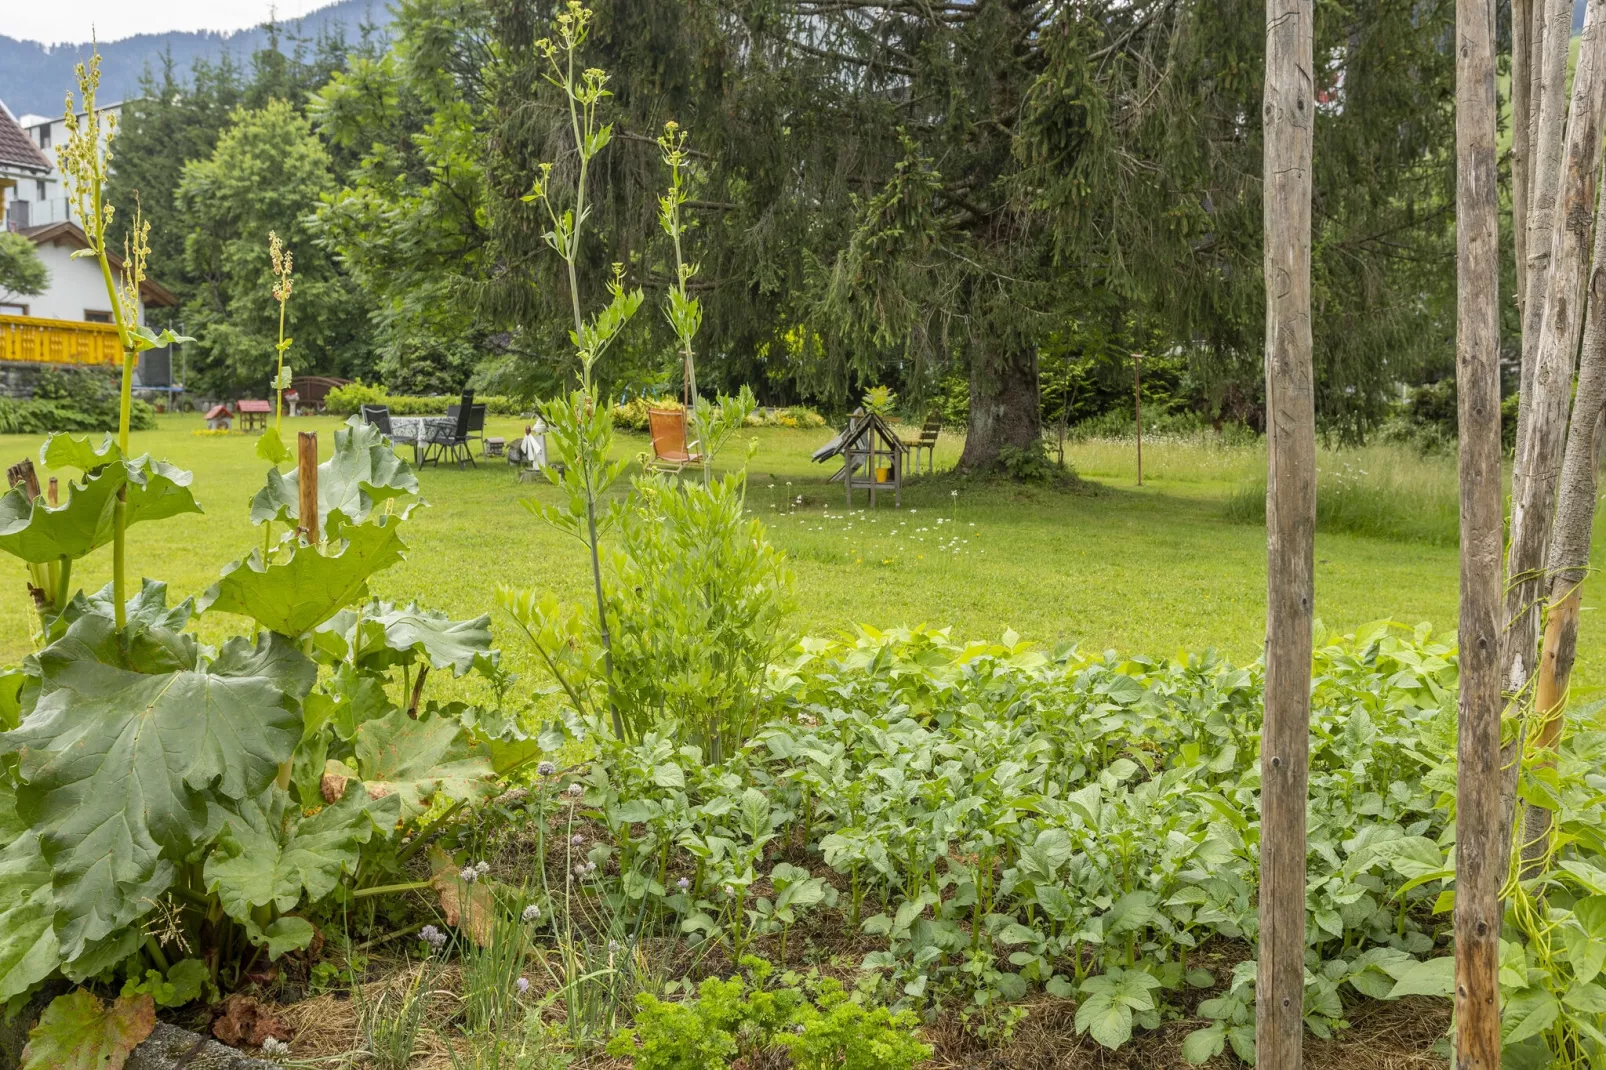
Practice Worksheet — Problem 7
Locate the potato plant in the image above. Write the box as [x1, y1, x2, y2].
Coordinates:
[547, 622, 1606, 1064]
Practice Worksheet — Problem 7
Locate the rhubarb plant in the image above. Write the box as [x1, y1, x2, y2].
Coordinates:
[0, 50, 528, 1045]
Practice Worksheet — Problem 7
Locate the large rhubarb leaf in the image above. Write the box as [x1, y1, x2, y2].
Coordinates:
[40, 431, 120, 471]
[205, 787, 377, 933]
[0, 456, 200, 565]
[0, 782, 56, 1002]
[316, 600, 494, 676]
[199, 516, 408, 636]
[20, 990, 155, 1070]
[0, 623, 314, 963]
[251, 416, 418, 530]
[350, 708, 496, 822]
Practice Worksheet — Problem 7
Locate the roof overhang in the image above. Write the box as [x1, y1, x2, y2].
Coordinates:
[21, 221, 180, 308]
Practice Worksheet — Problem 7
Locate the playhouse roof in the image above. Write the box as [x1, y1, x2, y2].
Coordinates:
[204, 405, 230, 420]
[235, 399, 272, 413]
[811, 410, 905, 464]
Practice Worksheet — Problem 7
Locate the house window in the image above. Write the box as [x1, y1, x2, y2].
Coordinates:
[84, 310, 114, 324]
[36, 125, 49, 149]
[35, 180, 45, 200]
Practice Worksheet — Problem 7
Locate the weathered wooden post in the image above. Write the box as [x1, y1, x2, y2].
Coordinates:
[1453, 0, 1502, 1065]
[1259, 0, 1316, 1065]
[1132, 352, 1144, 486]
[297, 431, 319, 543]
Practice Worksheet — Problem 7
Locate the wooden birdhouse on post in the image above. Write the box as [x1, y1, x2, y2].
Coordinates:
[811, 408, 908, 508]
[204, 404, 232, 431]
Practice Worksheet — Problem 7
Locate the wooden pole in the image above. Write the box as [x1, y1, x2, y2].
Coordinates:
[1501, 0, 1606, 850]
[1511, 0, 1533, 320]
[1132, 352, 1143, 486]
[1454, 0, 1502, 1065]
[1259, 1, 1316, 1066]
[297, 431, 319, 543]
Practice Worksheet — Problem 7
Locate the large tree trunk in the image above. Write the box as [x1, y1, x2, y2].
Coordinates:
[1511, 0, 1534, 319]
[1514, 0, 1577, 486]
[1523, 181, 1606, 870]
[957, 341, 1042, 471]
[1501, 0, 1606, 849]
[1257, 1, 1316, 1066]
[1453, 1, 1503, 1066]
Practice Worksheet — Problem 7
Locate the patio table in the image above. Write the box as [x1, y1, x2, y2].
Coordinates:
[388, 416, 456, 465]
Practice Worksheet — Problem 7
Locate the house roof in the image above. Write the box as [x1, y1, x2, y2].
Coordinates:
[20, 222, 180, 307]
[204, 404, 231, 419]
[0, 106, 51, 174]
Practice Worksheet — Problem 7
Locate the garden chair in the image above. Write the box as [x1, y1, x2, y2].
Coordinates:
[901, 411, 941, 475]
[424, 392, 476, 468]
[646, 407, 702, 475]
[359, 404, 393, 437]
[468, 403, 487, 454]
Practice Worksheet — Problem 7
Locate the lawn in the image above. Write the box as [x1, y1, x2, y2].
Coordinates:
[5, 412, 1603, 692]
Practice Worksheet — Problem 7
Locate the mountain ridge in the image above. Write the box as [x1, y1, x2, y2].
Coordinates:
[0, 0, 390, 119]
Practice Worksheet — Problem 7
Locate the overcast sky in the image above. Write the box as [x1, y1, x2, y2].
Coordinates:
[4, 1, 334, 46]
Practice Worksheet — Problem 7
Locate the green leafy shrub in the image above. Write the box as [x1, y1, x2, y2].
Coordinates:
[606, 963, 930, 1070]
[324, 381, 523, 416]
[742, 406, 827, 429]
[613, 395, 682, 431]
[997, 439, 1061, 482]
[0, 369, 156, 435]
[504, 471, 796, 760]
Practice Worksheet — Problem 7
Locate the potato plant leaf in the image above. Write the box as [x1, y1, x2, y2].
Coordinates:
[353, 708, 497, 822]
[199, 517, 408, 636]
[250, 416, 418, 531]
[0, 622, 314, 963]
[20, 989, 155, 1070]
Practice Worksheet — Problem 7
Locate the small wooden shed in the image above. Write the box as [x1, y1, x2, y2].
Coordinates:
[235, 399, 272, 432]
[811, 408, 908, 508]
[204, 404, 232, 431]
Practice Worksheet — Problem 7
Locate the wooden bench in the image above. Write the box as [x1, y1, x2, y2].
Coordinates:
[901, 412, 941, 475]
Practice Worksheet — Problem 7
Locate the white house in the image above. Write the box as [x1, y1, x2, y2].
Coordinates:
[13, 220, 177, 324]
[7, 99, 122, 231]
[0, 100, 54, 239]
[1, 100, 178, 397]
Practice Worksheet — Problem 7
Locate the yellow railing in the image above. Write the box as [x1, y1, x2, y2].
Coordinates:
[0, 314, 122, 366]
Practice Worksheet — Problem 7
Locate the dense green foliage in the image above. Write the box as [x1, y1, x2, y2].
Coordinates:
[90, 0, 1467, 448]
[0, 232, 48, 305]
[323, 381, 523, 416]
[0, 370, 155, 436]
[608, 961, 931, 1070]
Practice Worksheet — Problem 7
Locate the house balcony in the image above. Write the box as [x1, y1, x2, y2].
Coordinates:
[0, 314, 122, 367]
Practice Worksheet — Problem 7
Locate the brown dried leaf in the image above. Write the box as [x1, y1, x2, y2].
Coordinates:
[211, 993, 292, 1048]
[428, 845, 494, 947]
[21, 989, 155, 1070]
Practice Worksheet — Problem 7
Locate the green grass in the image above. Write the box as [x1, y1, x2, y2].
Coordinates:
[5, 414, 1606, 694]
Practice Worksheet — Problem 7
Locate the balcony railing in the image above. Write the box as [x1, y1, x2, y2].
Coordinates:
[0, 314, 121, 366]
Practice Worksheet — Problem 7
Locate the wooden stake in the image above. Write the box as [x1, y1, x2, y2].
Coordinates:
[1453, 0, 1503, 1066]
[1132, 353, 1143, 486]
[1259, 1, 1316, 1066]
[46, 478, 58, 506]
[297, 432, 319, 542]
